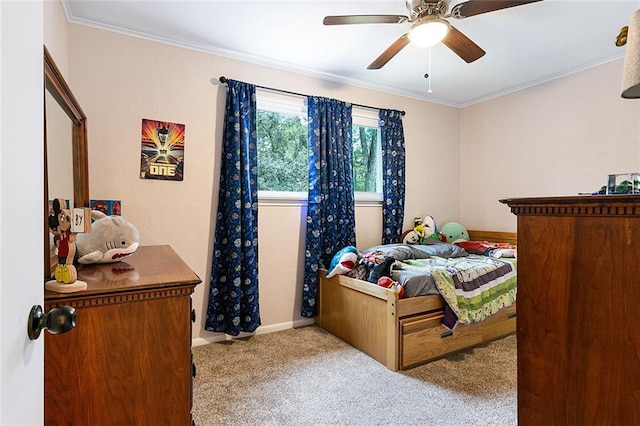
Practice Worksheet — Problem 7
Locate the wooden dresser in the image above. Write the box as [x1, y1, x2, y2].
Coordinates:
[501, 195, 640, 425]
[44, 245, 201, 425]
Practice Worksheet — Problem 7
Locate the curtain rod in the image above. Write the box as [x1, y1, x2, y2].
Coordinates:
[218, 76, 405, 116]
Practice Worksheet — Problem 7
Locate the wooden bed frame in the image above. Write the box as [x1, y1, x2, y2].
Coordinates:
[316, 230, 517, 371]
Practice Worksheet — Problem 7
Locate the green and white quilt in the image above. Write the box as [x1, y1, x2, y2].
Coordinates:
[401, 255, 517, 329]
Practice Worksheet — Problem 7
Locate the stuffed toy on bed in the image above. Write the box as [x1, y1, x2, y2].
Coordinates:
[440, 222, 469, 244]
[401, 216, 426, 244]
[325, 246, 359, 278]
[401, 215, 445, 244]
[75, 210, 140, 264]
[377, 276, 405, 299]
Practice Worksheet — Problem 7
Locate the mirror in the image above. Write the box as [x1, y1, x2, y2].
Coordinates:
[44, 46, 89, 278]
[46, 91, 74, 204]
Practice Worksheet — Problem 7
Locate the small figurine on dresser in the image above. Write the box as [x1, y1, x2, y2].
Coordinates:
[46, 198, 91, 293]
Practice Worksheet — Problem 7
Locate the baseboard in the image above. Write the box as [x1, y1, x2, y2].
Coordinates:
[192, 317, 316, 347]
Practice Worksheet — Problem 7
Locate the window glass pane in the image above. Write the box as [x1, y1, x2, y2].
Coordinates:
[352, 108, 382, 194]
[257, 90, 308, 192]
[352, 124, 381, 192]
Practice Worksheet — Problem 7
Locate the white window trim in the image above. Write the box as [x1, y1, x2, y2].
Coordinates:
[256, 88, 306, 116]
[258, 191, 382, 206]
[352, 106, 379, 127]
[258, 190, 307, 206]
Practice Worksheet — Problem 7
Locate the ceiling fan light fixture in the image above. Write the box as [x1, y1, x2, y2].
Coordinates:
[408, 17, 450, 48]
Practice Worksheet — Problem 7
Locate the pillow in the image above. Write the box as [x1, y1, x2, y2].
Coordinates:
[454, 241, 490, 255]
[455, 241, 517, 258]
[488, 248, 517, 258]
[325, 246, 359, 278]
[361, 243, 467, 261]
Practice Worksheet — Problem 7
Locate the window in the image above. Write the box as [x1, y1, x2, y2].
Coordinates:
[352, 109, 382, 201]
[256, 89, 382, 201]
[257, 90, 308, 196]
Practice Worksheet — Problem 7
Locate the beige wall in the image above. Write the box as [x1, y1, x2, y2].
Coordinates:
[460, 59, 640, 232]
[44, 0, 68, 76]
[64, 24, 461, 342]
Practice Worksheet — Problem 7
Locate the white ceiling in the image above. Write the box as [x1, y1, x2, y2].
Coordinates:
[64, 0, 640, 106]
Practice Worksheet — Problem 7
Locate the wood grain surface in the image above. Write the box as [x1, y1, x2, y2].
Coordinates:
[44, 245, 200, 425]
[502, 195, 640, 425]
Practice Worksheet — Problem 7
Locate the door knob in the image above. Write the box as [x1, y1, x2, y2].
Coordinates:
[27, 305, 76, 340]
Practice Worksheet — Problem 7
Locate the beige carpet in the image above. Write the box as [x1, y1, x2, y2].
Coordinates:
[192, 326, 516, 426]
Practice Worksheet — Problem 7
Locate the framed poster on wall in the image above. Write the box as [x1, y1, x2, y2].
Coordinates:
[140, 118, 185, 181]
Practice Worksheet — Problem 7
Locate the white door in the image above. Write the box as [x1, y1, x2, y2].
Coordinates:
[1, 1, 45, 424]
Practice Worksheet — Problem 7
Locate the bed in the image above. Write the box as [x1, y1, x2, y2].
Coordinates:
[315, 230, 517, 371]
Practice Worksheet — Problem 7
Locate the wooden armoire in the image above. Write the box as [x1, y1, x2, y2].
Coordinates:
[501, 195, 640, 425]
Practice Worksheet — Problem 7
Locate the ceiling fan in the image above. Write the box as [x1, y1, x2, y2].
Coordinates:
[323, 0, 544, 69]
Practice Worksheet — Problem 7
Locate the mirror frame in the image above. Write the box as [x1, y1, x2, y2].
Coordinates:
[44, 45, 89, 278]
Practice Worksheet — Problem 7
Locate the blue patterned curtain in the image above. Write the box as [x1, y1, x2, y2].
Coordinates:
[205, 80, 261, 336]
[379, 109, 406, 244]
[301, 97, 356, 317]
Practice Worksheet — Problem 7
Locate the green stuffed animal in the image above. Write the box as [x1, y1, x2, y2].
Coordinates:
[441, 222, 469, 244]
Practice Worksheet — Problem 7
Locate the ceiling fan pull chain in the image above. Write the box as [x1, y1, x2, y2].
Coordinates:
[427, 46, 433, 94]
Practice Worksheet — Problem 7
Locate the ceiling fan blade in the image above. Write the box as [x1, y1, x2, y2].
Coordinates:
[367, 33, 411, 69]
[441, 26, 486, 63]
[323, 15, 408, 25]
[450, 0, 543, 19]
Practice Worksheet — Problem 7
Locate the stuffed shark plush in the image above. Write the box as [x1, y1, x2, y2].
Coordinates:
[325, 246, 359, 278]
[76, 210, 140, 264]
